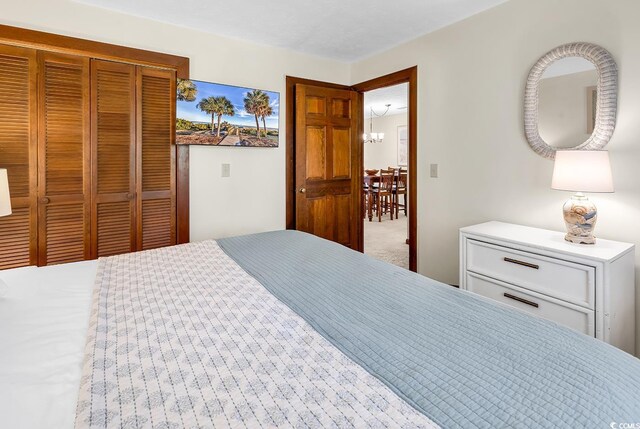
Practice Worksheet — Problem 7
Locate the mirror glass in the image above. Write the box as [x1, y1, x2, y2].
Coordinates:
[538, 57, 598, 148]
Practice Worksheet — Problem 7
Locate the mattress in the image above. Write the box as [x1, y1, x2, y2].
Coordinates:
[0, 260, 98, 429]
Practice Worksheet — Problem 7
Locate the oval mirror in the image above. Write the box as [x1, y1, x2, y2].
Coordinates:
[524, 43, 618, 159]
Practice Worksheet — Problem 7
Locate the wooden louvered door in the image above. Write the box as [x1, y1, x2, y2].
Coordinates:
[136, 67, 176, 250]
[0, 44, 37, 269]
[37, 52, 90, 265]
[91, 59, 136, 258]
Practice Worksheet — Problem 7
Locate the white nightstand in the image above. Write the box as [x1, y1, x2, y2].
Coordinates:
[459, 221, 635, 354]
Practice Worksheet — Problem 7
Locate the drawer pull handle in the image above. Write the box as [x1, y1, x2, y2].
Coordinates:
[503, 257, 539, 270]
[504, 293, 539, 308]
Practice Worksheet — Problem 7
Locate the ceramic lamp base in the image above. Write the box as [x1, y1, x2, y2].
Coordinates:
[562, 193, 598, 245]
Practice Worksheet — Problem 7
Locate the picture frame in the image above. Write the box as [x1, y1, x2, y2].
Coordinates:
[397, 125, 408, 166]
[176, 79, 279, 147]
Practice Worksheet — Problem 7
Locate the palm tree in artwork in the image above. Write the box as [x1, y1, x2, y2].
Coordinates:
[197, 97, 217, 135]
[197, 96, 236, 136]
[212, 97, 235, 137]
[258, 103, 273, 138]
[244, 89, 268, 137]
[177, 79, 197, 102]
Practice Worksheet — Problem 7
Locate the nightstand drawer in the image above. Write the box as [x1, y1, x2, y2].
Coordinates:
[466, 272, 595, 336]
[466, 240, 595, 309]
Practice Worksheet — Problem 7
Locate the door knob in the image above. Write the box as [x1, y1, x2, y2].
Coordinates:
[40, 197, 50, 204]
[126, 192, 135, 200]
[299, 188, 306, 194]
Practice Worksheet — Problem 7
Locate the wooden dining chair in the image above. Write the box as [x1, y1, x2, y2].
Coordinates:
[393, 171, 408, 219]
[372, 171, 394, 222]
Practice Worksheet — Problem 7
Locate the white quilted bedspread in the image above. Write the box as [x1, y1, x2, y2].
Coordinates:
[75, 240, 438, 428]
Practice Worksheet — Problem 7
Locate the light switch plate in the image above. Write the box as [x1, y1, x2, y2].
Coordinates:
[221, 163, 231, 177]
[430, 163, 438, 178]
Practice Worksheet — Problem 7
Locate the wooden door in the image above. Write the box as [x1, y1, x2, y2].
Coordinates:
[295, 84, 360, 249]
[91, 59, 136, 258]
[0, 44, 37, 269]
[37, 52, 90, 265]
[136, 66, 176, 250]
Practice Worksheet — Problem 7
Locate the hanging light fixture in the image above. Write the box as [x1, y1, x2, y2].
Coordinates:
[363, 104, 391, 143]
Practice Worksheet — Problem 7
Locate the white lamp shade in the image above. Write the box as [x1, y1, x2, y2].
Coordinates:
[551, 150, 614, 193]
[0, 168, 11, 217]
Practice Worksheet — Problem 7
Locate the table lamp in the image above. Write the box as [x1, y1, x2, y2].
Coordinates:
[0, 168, 11, 296]
[0, 168, 10, 217]
[551, 150, 614, 244]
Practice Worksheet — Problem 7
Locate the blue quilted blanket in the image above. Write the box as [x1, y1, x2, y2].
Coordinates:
[218, 230, 640, 428]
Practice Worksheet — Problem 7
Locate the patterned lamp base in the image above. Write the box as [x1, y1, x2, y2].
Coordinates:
[562, 193, 597, 244]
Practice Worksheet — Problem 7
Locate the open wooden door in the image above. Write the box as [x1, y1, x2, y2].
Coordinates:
[294, 84, 361, 250]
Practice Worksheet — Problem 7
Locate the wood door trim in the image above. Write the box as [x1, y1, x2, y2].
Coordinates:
[176, 146, 189, 243]
[352, 67, 418, 272]
[0, 24, 190, 78]
[285, 67, 418, 272]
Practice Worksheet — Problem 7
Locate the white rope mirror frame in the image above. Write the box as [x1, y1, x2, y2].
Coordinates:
[524, 42, 618, 159]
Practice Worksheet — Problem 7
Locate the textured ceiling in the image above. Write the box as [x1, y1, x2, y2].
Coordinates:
[364, 84, 408, 118]
[76, 0, 509, 61]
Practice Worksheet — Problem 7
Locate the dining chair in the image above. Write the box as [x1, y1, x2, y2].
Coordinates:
[393, 171, 408, 219]
[373, 171, 394, 222]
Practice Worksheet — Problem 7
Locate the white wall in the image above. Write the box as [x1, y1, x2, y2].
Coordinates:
[364, 114, 407, 170]
[350, 0, 640, 354]
[3, 0, 350, 242]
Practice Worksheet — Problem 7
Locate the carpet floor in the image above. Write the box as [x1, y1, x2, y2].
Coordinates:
[364, 213, 409, 269]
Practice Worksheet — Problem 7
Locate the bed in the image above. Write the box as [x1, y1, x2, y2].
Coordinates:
[1, 230, 639, 428]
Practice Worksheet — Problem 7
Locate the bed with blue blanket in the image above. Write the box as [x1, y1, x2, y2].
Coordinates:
[33, 230, 640, 427]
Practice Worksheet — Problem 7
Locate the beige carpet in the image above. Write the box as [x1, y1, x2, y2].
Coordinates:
[364, 214, 409, 269]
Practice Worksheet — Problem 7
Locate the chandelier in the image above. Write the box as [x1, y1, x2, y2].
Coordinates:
[363, 104, 391, 144]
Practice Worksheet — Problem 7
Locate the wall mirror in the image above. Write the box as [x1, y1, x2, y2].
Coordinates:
[524, 43, 618, 159]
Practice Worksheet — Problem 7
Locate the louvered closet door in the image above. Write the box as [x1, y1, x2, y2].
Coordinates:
[0, 45, 37, 269]
[91, 60, 136, 258]
[136, 67, 176, 250]
[37, 52, 90, 265]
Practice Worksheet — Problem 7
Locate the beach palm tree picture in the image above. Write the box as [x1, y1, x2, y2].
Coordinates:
[176, 79, 279, 147]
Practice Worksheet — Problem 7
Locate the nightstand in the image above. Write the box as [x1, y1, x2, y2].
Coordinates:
[459, 221, 635, 354]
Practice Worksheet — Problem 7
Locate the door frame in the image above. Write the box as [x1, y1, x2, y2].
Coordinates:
[286, 66, 418, 271]
[352, 67, 418, 272]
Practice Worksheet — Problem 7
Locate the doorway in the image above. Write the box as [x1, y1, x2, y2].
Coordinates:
[286, 67, 417, 272]
[361, 84, 409, 269]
